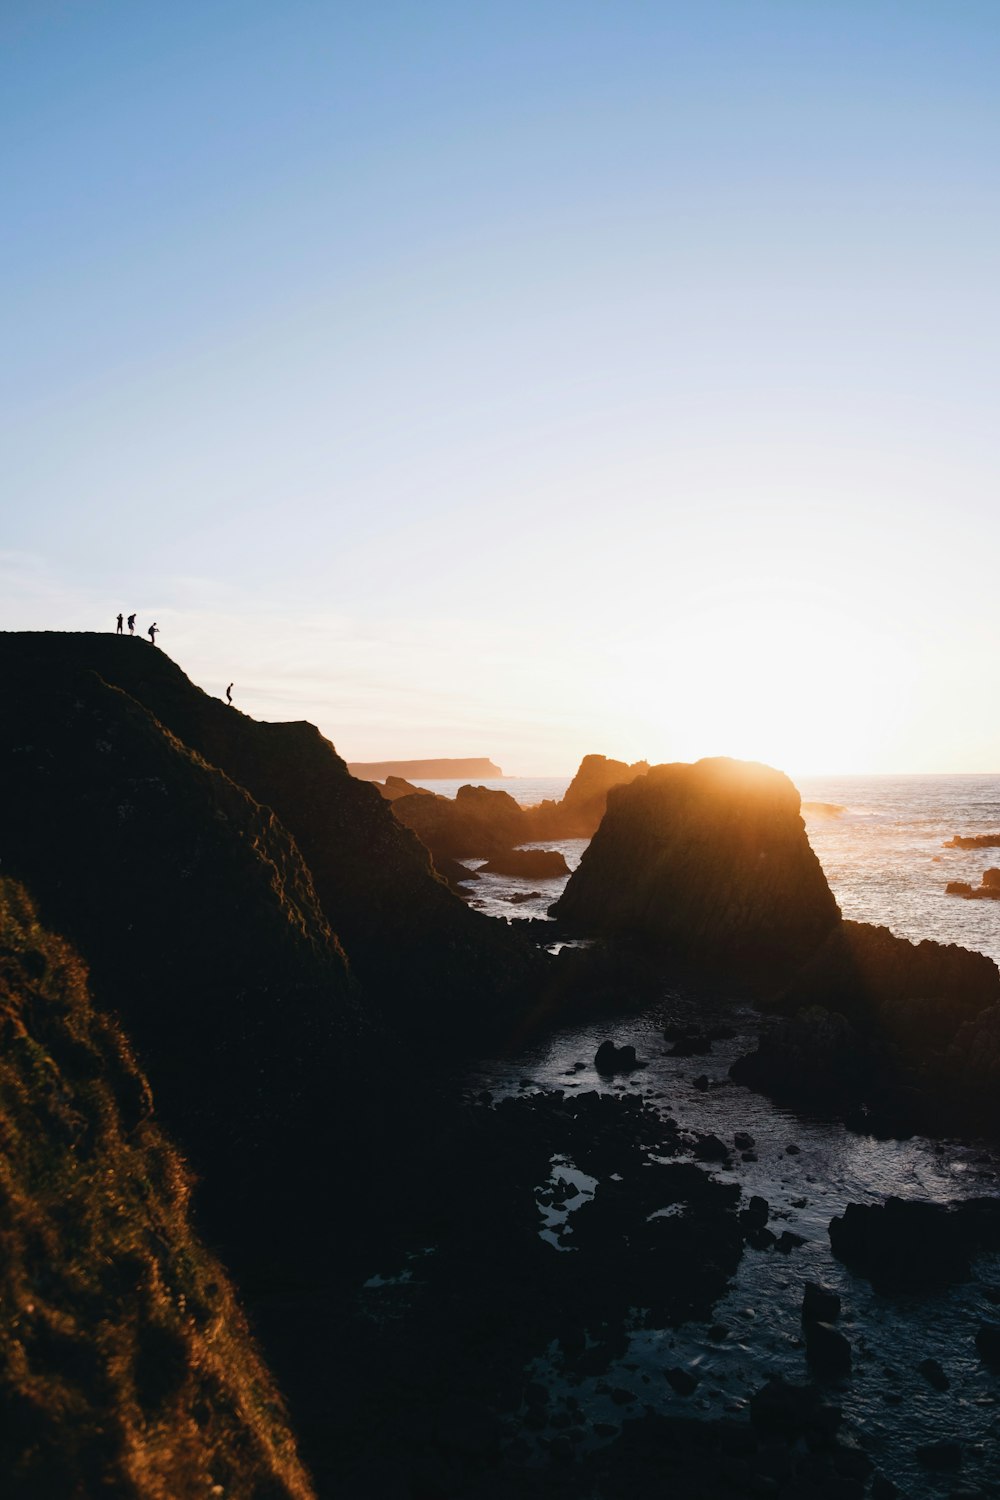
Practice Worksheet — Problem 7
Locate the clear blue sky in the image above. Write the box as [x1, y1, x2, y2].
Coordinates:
[4, 1, 999, 773]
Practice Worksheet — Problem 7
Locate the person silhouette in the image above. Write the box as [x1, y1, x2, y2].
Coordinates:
[116, 613, 123, 634]
[226, 683, 233, 706]
[127, 614, 136, 635]
[147, 622, 159, 646]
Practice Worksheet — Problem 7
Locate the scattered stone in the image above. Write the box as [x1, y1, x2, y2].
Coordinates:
[665, 1368, 700, 1396]
[805, 1321, 852, 1378]
[775, 1231, 806, 1253]
[734, 1131, 755, 1150]
[692, 1133, 731, 1163]
[594, 1040, 639, 1075]
[785, 1143, 801, 1155]
[692, 1074, 709, 1092]
[802, 1282, 841, 1326]
[917, 1357, 949, 1391]
[975, 1321, 1000, 1366]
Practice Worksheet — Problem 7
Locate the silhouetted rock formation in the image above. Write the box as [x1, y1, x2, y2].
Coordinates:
[943, 832, 1000, 849]
[525, 753, 650, 839]
[479, 848, 570, 878]
[0, 634, 547, 1063]
[732, 920, 1000, 1133]
[392, 783, 527, 858]
[946, 868, 1000, 899]
[373, 774, 433, 800]
[551, 758, 840, 977]
[0, 879, 313, 1500]
[829, 1197, 1000, 1293]
[349, 756, 502, 780]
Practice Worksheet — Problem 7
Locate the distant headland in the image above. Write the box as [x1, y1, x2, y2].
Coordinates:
[348, 756, 503, 780]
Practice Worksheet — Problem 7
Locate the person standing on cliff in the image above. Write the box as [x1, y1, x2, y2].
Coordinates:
[127, 613, 136, 635]
[226, 683, 234, 706]
[116, 612, 123, 634]
[147, 622, 159, 646]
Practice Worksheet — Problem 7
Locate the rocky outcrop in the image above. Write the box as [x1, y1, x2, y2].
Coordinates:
[479, 848, 570, 878]
[0, 634, 548, 1060]
[946, 868, 1000, 899]
[829, 1197, 1000, 1293]
[734, 921, 1000, 1131]
[349, 757, 502, 780]
[392, 782, 527, 859]
[374, 775, 433, 801]
[525, 754, 650, 839]
[943, 832, 1000, 849]
[551, 758, 840, 978]
[0, 879, 313, 1500]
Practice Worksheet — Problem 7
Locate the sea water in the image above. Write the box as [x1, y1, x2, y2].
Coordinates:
[411, 773, 1000, 1493]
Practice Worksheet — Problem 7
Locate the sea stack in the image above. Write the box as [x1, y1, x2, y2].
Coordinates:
[551, 757, 840, 978]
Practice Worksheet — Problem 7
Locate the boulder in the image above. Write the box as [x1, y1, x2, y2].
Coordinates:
[975, 1321, 1000, 1366]
[805, 1321, 852, 1377]
[946, 869, 1000, 900]
[802, 1282, 841, 1326]
[594, 1040, 640, 1074]
[943, 833, 1000, 849]
[829, 1198, 1000, 1294]
[730, 1006, 867, 1107]
[551, 757, 840, 982]
[479, 848, 571, 879]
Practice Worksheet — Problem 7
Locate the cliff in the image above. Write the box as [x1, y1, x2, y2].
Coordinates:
[551, 757, 840, 973]
[0, 634, 547, 1055]
[0, 878, 313, 1499]
[348, 757, 502, 780]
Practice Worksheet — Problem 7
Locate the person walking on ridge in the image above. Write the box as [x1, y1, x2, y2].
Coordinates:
[127, 613, 136, 635]
[147, 622, 159, 646]
[226, 683, 234, 706]
[116, 612, 123, 634]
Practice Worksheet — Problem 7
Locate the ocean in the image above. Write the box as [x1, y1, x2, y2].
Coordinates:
[412, 773, 1000, 967]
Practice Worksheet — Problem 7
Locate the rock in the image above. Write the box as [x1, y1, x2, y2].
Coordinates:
[916, 1357, 949, 1391]
[392, 782, 527, 859]
[479, 848, 571, 878]
[805, 1322, 852, 1377]
[785, 1142, 801, 1154]
[665, 1368, 700, 1396]
[373, 775, 434, 801]
[830, 1198, 1000, 1294]
[775, 1231, 806, 1253]
[691, 1133, 731, 1163]
[730, 1007, 868, 1109]
[667, 1031, 713, 1056]
[802, 1282, 841, 1326]
[740, 1196, 770, 1230]
[943, 833, 1000, 849]
[692, 1074, 710, 1092]
[594, 1040, 640, 1075]
[915, 1440, 962, 1471]
[734, 1131, 756, 1150]
[551, 758, 841, 982]
[946, 869, 1000, 901]
[523, 754, 650, 840]
[975, 1320, 1000, 1366]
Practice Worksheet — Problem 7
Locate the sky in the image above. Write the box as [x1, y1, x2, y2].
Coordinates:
[4, 0, 999, 775]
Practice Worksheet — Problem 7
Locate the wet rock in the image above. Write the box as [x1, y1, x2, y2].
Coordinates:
[785, 1142, 801, 1154]
[829, 1197, 1000, 1293]
[917, 1357, 949, 1391]
[667, 1032, 712, 1056]
[734, 1131, 756, 1150]
[805, 1322, 852, 1377]
[740, 1195, 770, 1230]
[915, 1439, 962, 1471]
[594, 1040, 639, 1075]
[802, 1282, 841, 1326]
[691, 1133, 731, 1163]
[974, 1320, 1000, 1366]
[480, 848, 571, 879]
[775, 1231, 806, 1253]
[665, 1368, 700, 1396]
[692, 1074, 710, 1092]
